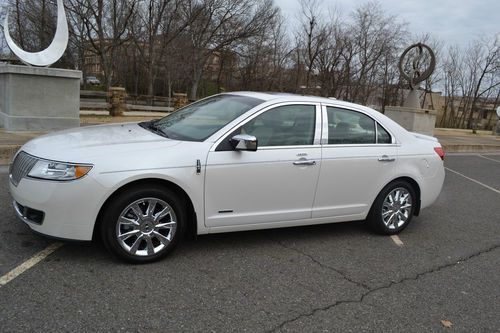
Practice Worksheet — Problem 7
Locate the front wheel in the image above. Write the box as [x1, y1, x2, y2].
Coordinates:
[367, 180, 416, 235]
[100, 186, 185, 263]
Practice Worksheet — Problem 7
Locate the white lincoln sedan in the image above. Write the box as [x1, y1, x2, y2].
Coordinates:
[9, 92, 445, 263]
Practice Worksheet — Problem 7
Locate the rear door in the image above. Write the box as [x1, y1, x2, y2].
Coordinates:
[312, 105, 397, 219]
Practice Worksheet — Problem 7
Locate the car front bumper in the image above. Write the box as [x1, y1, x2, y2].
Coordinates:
[9, 175, 108, 241]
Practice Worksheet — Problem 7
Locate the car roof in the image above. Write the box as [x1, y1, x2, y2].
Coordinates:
[224, 91, 367, 110]
[224, 91, 330, 102]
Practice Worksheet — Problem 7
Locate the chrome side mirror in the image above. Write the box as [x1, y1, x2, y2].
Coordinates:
[230, 134, 258, 151]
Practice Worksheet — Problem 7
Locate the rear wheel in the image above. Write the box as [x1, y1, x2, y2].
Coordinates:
[100, 186, 185, 263]
[367, 180, 416, 235]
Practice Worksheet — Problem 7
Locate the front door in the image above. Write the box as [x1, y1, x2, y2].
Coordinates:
[205, 103, 322, 228]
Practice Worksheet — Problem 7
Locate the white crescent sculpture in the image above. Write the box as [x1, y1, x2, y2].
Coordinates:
[2, 0, 68, 67]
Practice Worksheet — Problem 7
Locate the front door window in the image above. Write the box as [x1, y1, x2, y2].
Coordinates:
[241, 105, 316, 146]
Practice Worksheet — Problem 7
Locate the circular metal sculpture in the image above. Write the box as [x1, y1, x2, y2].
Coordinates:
[398, 43, 436, 89]
[1, 0, 68, 67]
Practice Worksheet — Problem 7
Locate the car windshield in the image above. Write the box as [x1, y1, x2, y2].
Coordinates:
[149, 94, 263, 141]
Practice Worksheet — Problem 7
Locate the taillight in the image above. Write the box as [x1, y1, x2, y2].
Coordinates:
[434, 147, 445, 160]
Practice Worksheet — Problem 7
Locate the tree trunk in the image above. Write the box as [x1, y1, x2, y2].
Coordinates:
[147, 67, 154, 104]
[190, 68, 202, 101]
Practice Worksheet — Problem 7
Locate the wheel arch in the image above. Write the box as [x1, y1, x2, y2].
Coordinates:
[93, 178, 198, 240]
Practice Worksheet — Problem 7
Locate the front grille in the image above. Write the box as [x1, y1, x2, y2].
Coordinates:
[9, 151, 38, 186]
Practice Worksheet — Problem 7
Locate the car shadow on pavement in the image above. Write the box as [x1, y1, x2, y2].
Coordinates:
[56, 220, 370, 264]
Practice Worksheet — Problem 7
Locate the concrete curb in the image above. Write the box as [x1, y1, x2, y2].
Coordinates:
[442, 144, 500, 153]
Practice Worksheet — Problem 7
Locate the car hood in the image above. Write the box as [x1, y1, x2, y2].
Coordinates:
[21, 122, 181, 162]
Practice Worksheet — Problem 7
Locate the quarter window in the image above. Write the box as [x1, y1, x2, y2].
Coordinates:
[327, 107, 375, 144]
[241, 105, 316, 146]
[377, 123, 392, 144]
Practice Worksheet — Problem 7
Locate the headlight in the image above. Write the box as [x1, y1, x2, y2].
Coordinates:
[28, 160, 93, 181]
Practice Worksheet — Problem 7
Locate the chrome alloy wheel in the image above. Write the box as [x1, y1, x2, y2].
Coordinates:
[381, 187, 412, 230]
[116, 198, 177, 256]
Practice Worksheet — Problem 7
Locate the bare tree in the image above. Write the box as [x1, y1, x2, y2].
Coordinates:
[348, 1, 405, 105]
[66, 1, 90, 73]
[464, 38, 500, 129]
[236, 9, 291, 92]
[440, 45, 461, 127]
[314, 10, 350, 98]
[183, 0, 278, 99]
[67, 0, 138, 88]
[129, 0, 189, 97]
[437, 37, 500, 129]
[295, 0, 330, 91]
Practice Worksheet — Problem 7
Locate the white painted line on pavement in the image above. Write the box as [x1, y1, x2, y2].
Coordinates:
[0, 242, 63, 287]
[391, 235, 404, 247]
[445, 167, 500, 194]
[477, 154, 500, 163]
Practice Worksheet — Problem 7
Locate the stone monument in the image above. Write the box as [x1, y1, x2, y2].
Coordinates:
[385, 43, 437, 136]
[0, 0, 81, 131]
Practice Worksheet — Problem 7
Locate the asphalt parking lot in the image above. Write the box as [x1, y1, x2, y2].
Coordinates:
[0, 154, 499, 332]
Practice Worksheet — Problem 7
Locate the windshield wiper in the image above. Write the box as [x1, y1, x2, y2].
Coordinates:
[139, 121, 169, 138]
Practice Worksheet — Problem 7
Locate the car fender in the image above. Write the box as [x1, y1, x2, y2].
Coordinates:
[91, 168, 208, 237]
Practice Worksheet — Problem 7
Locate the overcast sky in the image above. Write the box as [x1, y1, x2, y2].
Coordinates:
[0, 0, 498, 48]
[275, 0, 500, 47]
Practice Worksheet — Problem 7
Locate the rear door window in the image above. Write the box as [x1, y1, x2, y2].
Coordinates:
[326, 107, 376, 144]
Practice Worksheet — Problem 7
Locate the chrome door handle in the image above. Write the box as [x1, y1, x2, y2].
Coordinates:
[293, 160, 316, 166]
[378, 155, 395, 162]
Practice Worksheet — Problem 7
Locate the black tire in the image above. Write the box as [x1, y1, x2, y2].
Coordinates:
[100, 185, 185, 264]
[367, 180, 416, 235]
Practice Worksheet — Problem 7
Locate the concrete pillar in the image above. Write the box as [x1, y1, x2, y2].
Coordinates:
[108, 87, 127, 117]
[0, 64, 81, 131]
[173, 92, 188, 109]
[385, 106, 437, 136]
[404, 90, 420, 108]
